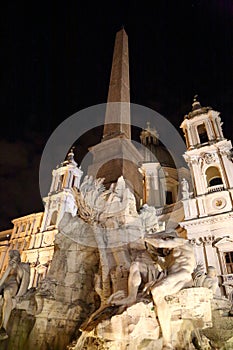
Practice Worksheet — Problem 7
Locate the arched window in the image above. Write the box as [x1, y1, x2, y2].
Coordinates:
[205, 166, 223, 187]
[197, 123, 208, 144]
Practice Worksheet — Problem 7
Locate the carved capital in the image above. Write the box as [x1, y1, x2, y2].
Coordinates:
[189, 238, 199, 246]
[190, 235, 215, 246]
[184, 155, 201, 166]
[199, 235, 215, 245]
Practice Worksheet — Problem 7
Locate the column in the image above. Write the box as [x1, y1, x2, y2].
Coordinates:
[49, 172, 56, 193]
[205, 120, 214, 141]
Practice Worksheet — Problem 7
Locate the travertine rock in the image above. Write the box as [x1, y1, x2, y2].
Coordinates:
[70, 288, 213, 350]
[201, 298, 233, 348]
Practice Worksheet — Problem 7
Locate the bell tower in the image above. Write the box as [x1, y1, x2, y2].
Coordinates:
[181, 95, 224, 151]
[180, 97, 233, 295]
[180, 96, 233, 199]
[40, 148, 83, 231]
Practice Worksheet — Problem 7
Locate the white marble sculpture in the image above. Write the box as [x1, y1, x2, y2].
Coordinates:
[193, 264, 219, 295]
[181, 178, 190, 200]
[98, 176, 138, 228]
[62, 175, 205, 348]
[58, 175, 217, 349]
[73, 175, 158, 233]
[142, 231, 195, 350]
[106, 229, 196, 350]
[0, 250, 30, 340]
[108, 248, 161, 307]
[227, 285, 233, 316]
[75, 175, 106, 223]
[139, 204, 159, 233]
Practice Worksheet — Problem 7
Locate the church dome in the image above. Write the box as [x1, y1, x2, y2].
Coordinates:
[151, 143, 175, 168]
[140, 122, 175, 168]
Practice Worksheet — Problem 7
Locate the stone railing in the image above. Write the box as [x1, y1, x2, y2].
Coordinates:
[207, 184, 224, 193]
[221, 274, 233, 298]
[222, 273, 233, 285]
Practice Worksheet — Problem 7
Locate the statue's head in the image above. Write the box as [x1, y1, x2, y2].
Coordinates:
[114, 176, 126, 196]
[9, 250, 21, 264]
[88, 175, 93, 183]
[206, 266, 217, 278]
[161, 229, 178, 240]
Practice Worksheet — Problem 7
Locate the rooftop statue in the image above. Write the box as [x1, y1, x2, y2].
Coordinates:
[181, 178, 190, 200]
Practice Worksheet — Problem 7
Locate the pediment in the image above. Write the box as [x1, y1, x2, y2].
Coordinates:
[214, 236, 233, 251]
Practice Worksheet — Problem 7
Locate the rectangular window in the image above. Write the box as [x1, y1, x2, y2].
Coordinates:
[57, 174, 64, 190]
[166, 191, 173, 205]
[197, 123, 209, 144]
[225, 252, 233, 274]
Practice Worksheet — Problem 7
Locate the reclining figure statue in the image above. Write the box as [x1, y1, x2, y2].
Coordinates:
[110, 230, 195, 350]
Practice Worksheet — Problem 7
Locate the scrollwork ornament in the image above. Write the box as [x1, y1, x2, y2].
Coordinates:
[226, 148, 233, 162]
[203, 153, 217, 164]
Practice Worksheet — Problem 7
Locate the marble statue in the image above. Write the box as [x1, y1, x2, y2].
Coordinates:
[142, 231, 195, 350]
[58, 174, 217, 349]
[74, 175, 140, 229]
[98, 176, 138, 227]
[108, 248, 161, 307]
[202, 266, 218, 294]
[74, 175, 106, 223]
[139, 204, 159, 233]
[181, 177, 190, 200]
[228, 285, 233, 316]
[74, 175, 160, 231]
[107, 229, 196, 349]
[0, 250, 30, 339]
[193, 265, 219, 295]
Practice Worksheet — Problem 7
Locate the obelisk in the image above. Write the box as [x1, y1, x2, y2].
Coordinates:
[88, 28, 143, 208]
[103, 28, 131, 140]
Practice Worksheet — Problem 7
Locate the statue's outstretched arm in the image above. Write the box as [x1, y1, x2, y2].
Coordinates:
[0, 265, 12, 289]
[145, 237, 186, 249]
[16, 263, 30, 297]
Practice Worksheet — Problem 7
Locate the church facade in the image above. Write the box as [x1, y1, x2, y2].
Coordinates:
[180, 96, 233, 295]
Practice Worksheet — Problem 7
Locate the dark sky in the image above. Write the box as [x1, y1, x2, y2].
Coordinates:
[0, 1, 232, 230]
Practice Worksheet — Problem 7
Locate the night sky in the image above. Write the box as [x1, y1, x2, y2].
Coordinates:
[0, 1, 232, 230]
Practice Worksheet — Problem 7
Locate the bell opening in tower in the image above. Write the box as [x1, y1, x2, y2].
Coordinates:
[197, 123, 208, 144]
[205, 166, 223, 187]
